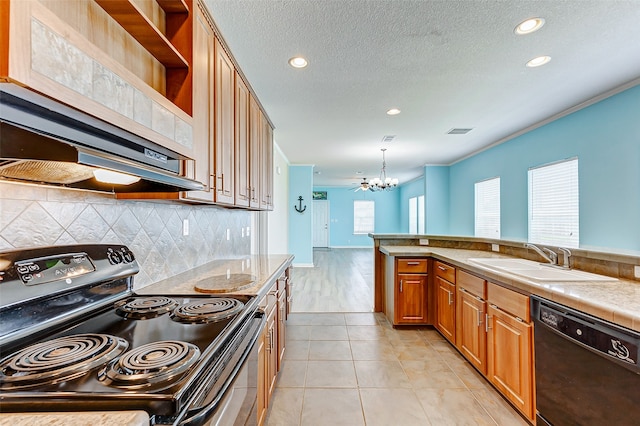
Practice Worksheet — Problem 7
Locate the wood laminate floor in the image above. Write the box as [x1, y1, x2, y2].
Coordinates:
[290, 248, 374, 313]
[266, 248, 528, 426]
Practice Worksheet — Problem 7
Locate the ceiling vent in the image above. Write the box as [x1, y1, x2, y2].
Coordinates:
[447, 128, 473, 135]
[381, 135, 396, 143]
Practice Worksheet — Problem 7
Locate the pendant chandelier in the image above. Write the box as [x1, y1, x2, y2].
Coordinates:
[370, 148, 399, 191]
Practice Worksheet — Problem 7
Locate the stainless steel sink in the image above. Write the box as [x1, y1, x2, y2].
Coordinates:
[467, 258, 618, 282]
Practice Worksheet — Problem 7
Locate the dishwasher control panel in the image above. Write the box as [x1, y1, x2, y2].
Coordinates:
[534, 297, 639, 368]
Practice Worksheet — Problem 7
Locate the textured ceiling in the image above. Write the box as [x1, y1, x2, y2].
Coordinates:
[204, 0, 640, 187]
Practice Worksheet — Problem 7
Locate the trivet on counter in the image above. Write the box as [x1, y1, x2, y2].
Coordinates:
[194, 274, 256, 293]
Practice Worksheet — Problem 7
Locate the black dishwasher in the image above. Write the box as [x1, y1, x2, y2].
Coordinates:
[531, 296, 640, 426]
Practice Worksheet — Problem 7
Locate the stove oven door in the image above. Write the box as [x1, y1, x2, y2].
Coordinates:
[172, 312, 263, 426]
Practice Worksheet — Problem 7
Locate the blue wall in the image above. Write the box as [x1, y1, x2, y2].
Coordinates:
[288, 166, 314, 265]
[447, 84, 640, 251]
[425, 166, 450, 235]
[312, 186, 402, 247]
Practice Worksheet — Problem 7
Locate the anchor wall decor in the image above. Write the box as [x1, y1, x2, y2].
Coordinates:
[294, 196, 307, 213]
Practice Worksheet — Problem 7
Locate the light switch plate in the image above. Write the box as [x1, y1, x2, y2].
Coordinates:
[182, 219, 189, 236]
[635, 266, 640, 279]
[226, 229, 230, 241]
[492, 244, 500, 252]
[419, 239, 429, 245]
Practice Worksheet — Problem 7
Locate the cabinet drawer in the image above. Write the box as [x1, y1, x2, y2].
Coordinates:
[487, 282, 530, 322]
[457, 270, 486, 299]
[435, 261, 455, 282]
[397, 258, 428, 274]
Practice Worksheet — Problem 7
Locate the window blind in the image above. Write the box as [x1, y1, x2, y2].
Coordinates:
[353, 200, 375, 234]
[475, 177, 501, 239]
[528, 158, 579, 248]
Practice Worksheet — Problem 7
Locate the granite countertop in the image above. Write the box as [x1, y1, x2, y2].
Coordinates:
[136, 254, 294, 299]
[380, 245, 640, 332]
[0, 411, 149, 426]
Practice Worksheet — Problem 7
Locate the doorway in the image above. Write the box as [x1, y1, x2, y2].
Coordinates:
[312, 200, 329, 247]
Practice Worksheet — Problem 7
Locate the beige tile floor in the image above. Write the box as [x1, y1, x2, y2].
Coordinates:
[267, 249, 528, 425]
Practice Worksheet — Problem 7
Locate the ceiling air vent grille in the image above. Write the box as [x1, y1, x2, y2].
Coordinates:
[381, 135, 396, 143]
[447, 128, 473, 135]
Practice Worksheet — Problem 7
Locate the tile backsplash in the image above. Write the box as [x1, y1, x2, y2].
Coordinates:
[0, 182, 251, 289]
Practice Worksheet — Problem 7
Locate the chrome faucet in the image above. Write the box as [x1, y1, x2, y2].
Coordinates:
[525, 243, 558, 266]
[558, 247, 572, 269]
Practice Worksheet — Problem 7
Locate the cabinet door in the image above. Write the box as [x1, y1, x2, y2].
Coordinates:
[435, 277, 456, 342]
[457, 289, 487, 374]
[213, 37, 235, 205]
[183, 4, 215, 202]
[257, 324, 267, 426]
[487, 305, 534, 421]
[266, 306, 278, 401]
[248, 96, 261, 209]
[259, 113, 274, 210]
[277, 288, 286, 369]
[234, 73, 250, 207]
[396, 274, 427, 324]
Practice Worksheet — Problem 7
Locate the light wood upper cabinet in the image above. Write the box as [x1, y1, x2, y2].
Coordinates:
[260, 112, 274, 210]
[234, 72, 250, 207]
[213, 37, 235, 205]
[1, 0, 195, 158]
[181, 2, 214, 203]
[249, 96, 262, 209]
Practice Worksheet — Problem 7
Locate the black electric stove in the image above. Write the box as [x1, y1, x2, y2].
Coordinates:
[0, 244, 262, 425]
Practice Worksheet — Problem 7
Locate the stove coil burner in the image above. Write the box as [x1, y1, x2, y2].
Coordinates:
[115, 296, 179, 320]
[99, 341, 200, 389]
[0, 334, 128, 390]
[170, 298, 244, 324]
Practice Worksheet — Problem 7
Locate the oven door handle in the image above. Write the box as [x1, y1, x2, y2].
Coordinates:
[176, 311, 265, 426]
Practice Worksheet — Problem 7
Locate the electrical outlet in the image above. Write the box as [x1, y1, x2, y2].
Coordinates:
[226, 269, 231, 279]
[635, 266, 640, 279]
[182, 219, 189, 236]
[226, 229, 230, 241]
[492, 244, 500, 252]
[246, 226, 250, 237]
[419, 239, 429, 245]
[241, 228, 245, 238]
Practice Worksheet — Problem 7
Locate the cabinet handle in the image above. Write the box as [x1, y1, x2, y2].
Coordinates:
[477, 310, 483, 326]
[400, 280, 403, 292]
[485, 314, 492, 332]
[438, 265, 447, 271]
[217, 174, 224, 191]
[448, 290, 453, 305]
[266, 331, 272, 352]
[407, 262, 420, 265]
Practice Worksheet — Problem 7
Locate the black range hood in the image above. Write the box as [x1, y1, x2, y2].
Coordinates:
[0, 84, 205, 193]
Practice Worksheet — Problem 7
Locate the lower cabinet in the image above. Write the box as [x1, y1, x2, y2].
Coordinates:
[486, 282, 534, 422]
[257, 269, 289, 425]
[435, 276, 456, 342]
[386, 258, 428, 325]
[457, 288, 487, 374]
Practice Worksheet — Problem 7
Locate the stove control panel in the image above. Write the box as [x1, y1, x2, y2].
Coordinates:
[15, 252, 96, 286]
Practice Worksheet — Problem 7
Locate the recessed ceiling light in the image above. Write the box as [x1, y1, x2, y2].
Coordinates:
[386, 108, 401, 115]
[355, 171, 363, 175]
[515, 18, 545, 35]
[288, 56, 308, 68]
[526, 55, 551, 68]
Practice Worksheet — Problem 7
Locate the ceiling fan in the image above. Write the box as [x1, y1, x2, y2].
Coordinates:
[352, 178, 373, 192]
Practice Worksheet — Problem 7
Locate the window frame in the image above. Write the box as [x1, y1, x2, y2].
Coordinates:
[528, 157, 579, 248]
[474, 177, 501, 239]
[353, 200, 375, 235]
